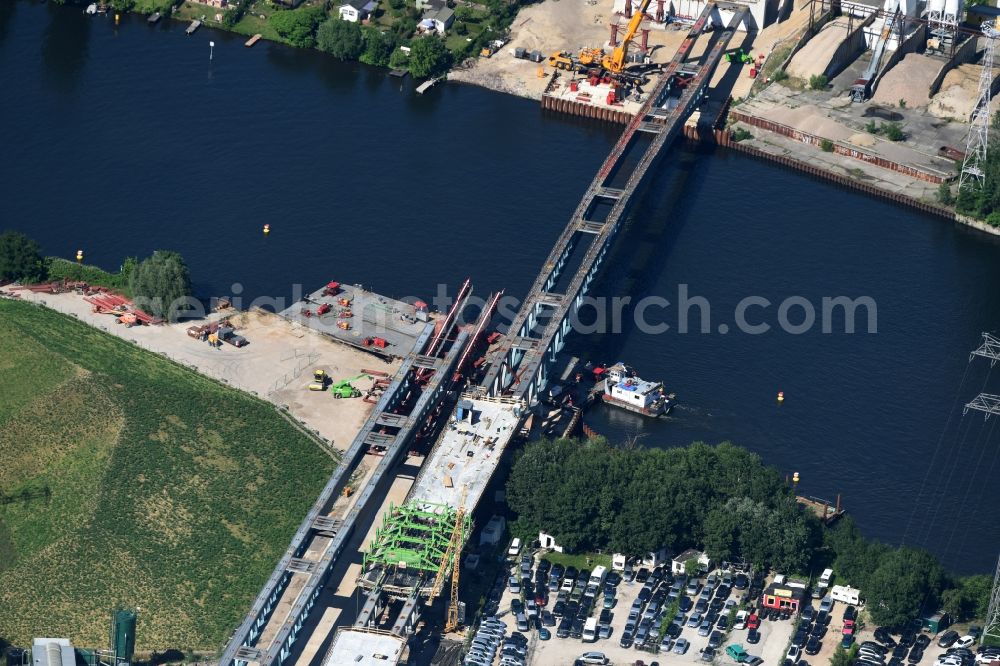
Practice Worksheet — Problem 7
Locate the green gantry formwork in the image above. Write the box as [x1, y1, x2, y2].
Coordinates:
[363, 500, 471, 575]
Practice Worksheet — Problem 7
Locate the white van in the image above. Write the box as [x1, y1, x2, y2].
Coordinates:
[582, 617, 599, 643]
[814, 568, 834, 598]
[589, 565, 608, 588]
[507, 538, 521, 557]
[831, 584, 861, 605]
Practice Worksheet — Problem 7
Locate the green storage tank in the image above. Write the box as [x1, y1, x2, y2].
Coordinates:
[111, 609, 136, 665]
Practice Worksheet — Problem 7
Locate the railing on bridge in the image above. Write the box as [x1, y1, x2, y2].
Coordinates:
[482, 3, 748, 404]
[220, 290, 474, 666]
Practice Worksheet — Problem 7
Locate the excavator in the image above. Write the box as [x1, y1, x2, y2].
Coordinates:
[548, 0, 655, 81]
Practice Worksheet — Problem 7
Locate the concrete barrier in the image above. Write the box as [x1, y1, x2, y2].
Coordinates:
[716, 129, 954, 218]
[729, 108, 951, 182]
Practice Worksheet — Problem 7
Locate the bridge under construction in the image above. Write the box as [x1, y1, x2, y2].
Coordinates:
[220, 5, 749, 665]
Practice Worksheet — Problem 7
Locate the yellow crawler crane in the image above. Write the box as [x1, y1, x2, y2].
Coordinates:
[601, 0, 653, 74]
[444, 487, 468, 633]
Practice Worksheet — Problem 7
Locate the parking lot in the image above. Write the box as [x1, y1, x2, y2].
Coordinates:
[485, 554, 793, 666]
[471, 552, 989, 666]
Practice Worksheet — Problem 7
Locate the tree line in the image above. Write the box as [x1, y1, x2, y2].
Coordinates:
[506, 438, 993, 628]
[506, 439, 817, 572]
[0, 230, 192, 321]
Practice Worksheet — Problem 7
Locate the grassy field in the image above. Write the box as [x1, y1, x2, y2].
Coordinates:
[0, 300, 336, 652]
[540, 551, 613, 571]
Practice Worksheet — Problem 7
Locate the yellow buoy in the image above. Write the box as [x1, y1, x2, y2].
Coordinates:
[114, 12, 120, 24]
[792, 471, 800, 484]
[76, 250, 84, 262]
[777, 390, 784, 402]
[263, 223, 270, 234]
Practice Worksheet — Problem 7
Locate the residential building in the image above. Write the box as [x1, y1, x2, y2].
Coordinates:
[671, 548, 711, 575]
[339, 0, 378, 22]
[421, 5, 454, 34]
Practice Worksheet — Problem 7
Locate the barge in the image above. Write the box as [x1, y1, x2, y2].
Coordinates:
[595, 362, 674, 417]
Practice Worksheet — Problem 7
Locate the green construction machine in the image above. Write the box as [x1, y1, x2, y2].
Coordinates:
[331, 374, 369, 399]
[725, 48, 753, 64]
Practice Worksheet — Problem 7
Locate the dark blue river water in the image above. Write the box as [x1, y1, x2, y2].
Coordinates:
[3, 0, 998, 574]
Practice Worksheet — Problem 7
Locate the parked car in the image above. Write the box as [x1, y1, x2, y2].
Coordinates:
[876, 628, 898, 647]
[748, 613, 761, 630]
[538, 627, 551, 640]
[578, 652, 609, 665]
[674, 638, 690, 654]
[619, 632, 633, 648]
[819, 597, 834, 613]
[956, 637, 977, 650]
[734, 574, 749, 589]
[727, 645, 749, 663]
[909, 647, 925, 663]
[702, 647, 717, 663]
[698, 621, 712, 637]
[788, 645, 802, 663]
[843, 606, 857, 621]
[939, 633, 961, 649]
[747, 629, 761, 644]
[806, 638, 822, 655]
[709, 631, 724, 649]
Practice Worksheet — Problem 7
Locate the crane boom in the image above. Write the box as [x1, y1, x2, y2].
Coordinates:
[607, 0, 653, 72]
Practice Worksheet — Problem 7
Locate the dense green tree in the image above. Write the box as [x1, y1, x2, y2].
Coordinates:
[832, 644, 860, 666]
[391, 17, 417, 39]
[129, 250, 193, 321]
[942, 575, 992, 622]
[317, 17, 363, 60]
[957, 145, 1000, 220]
[408, 35, 452, 78]
[360, 26, 396, 66]
[703, 496, 811, 573]
[0, 231, 46, 283]
[389, 46, 410, 69]
[506, 439, 802, 561]
[866, 547, 945, 627]
[270, 6, 325, 49]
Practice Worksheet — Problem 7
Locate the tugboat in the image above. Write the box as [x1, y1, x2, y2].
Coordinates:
[595, 362, 675, 417]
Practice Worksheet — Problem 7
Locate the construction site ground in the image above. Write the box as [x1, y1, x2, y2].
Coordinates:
[5, 288, 399, 452]
[449, 0, 816, 113]
[733, 80, 969, 192]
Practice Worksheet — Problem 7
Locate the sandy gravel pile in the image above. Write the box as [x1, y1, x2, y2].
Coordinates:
[871, 53, 940, 108]
[928, 64, 984, 120]
[786, 17, 851, 80]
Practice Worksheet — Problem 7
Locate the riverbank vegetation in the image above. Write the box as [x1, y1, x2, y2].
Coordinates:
[956, 146, 1000, 225]
[0, 230, 134, 292]
[506, 438, 992, 628]
[0, 300, 335, 649]
[0, 232, 193, 319]
[58, 0, 520, 76]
